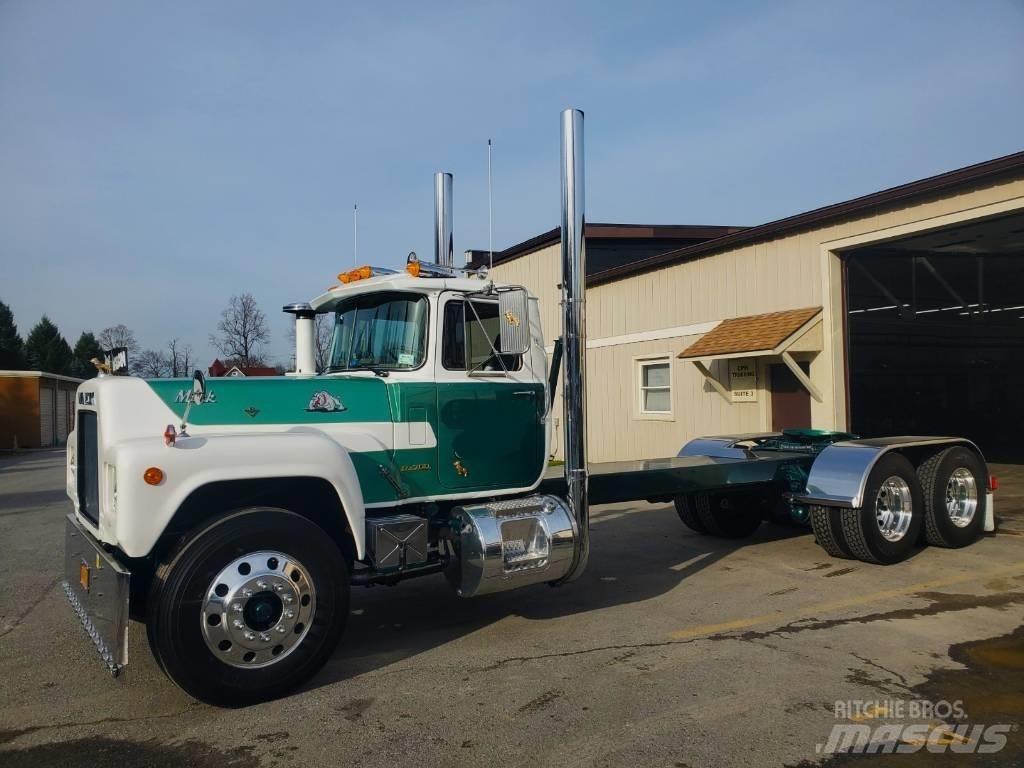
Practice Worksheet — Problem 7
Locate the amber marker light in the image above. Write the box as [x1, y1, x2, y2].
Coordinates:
[406, 253, 421, 277]
[143, 467, 165, 486]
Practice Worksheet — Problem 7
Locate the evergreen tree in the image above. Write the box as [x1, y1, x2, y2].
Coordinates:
[0, 300, 25, 369]
[24, 316, 74, 375]
[71, 331, 103, 379]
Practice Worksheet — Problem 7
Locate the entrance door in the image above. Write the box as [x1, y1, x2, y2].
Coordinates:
[770, 362, 811, 431]
[435, 295, 545, 491]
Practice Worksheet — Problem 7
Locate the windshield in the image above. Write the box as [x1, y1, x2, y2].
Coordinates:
[326, 292, 428, 372]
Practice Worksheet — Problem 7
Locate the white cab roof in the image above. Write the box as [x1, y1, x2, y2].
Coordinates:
[308, 273, 533, 312]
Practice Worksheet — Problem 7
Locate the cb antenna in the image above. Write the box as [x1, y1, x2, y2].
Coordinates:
[488, 138, 494, 271]
[353, 203, 359, 266]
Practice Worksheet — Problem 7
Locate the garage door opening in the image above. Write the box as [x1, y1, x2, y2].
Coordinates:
[845, 212, 1024, 461]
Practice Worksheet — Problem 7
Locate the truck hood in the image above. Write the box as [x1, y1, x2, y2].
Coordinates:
[74, 374, 393, 446]
[146, 375, 391, 427]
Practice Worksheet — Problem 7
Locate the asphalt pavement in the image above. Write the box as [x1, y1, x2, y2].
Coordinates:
[1, 450, 1022, 767]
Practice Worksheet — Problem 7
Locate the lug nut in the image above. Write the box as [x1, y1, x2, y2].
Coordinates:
[233, 619, 245, 629]
[282, 594, 294, 604]
[231, 603, 243, 612]
[273, 583, 285, 593]
[276, 625, 287, 634]
[244, 631, 255, 641]
[256, 580, 267, 590]
[241, 588, 253, 598]
[283, 609, 295, 619]
[258, 633, 271, 642]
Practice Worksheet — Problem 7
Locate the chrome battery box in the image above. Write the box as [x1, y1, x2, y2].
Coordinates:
[366, 514, 429, 571]
[63, 514, 131, 675]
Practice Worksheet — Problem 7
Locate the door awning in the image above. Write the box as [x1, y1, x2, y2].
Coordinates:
[677, 307, 823, 402]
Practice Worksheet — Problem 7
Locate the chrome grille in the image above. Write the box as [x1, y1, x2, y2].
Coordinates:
[77, 411, 100, 525]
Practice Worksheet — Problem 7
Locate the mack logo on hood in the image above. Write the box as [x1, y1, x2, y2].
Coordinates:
[306, 391, 345, 412]
[175, 389, 217, 404]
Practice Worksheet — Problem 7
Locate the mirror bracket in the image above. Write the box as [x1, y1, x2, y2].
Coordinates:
[180, 369, 207, 435]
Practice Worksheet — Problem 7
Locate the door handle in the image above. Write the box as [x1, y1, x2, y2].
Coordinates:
[512, 390, 537, 398]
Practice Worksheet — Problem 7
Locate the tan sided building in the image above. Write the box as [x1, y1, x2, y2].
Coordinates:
[0, 371, 83, 450]
[479, 151, 1024, 464]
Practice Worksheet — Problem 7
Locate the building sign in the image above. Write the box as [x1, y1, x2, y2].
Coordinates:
[729, 360, 757, 402]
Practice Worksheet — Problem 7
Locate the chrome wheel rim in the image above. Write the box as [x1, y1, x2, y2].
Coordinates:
[201, 550, 316, 668]
[874, 476, 913, 542]
[945, 467, 978, 528]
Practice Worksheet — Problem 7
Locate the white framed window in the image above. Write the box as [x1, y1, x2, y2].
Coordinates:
[636, 356, 673, 419]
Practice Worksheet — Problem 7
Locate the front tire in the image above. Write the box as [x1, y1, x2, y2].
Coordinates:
[146, 507, 349, 706]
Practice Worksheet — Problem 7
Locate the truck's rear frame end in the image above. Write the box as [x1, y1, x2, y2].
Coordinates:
[63, 513, 131, 676]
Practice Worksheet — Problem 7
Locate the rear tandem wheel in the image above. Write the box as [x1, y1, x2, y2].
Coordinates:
[675, 491, 763, 539]
[811, 453, 924, 565]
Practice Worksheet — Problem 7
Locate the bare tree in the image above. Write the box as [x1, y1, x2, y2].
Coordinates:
[210, 293, 269, 367]
[98, 324, 140, 357]
[167, 338, 194, 377]
[135, 348, 171, 378]
[313, 314, 332, 372]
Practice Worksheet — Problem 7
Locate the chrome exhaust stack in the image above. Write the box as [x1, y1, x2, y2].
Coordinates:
[446, 109, 589, 597]
[434, 172, 454, 267]
[557, 107, 589, 582]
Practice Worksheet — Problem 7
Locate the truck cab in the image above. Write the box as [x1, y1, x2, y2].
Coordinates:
[301, 264, 550, 500]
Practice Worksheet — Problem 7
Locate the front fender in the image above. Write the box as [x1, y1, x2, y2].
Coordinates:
[107, 431, 366, 559]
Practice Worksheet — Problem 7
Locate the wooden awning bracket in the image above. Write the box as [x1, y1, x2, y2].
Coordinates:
[692, 360, 732, 404]
[781, 351, 823, 402]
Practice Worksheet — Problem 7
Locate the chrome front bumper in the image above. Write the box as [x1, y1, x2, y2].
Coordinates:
[63, 513, 130, 676]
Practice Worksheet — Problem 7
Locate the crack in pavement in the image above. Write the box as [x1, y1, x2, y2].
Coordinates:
[482, 637, 699, 669]
[851, 652, 911, 688]
[477, 589, 1024, 670]
[0, 707, 199, 746]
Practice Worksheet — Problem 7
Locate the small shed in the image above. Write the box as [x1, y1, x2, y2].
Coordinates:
[0, 371, 83, 449]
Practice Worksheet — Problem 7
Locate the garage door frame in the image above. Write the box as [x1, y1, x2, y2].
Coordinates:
[819, 194, 1024, 433]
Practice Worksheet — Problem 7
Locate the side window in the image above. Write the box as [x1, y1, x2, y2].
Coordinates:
[637, 358, 672, 416]
[442, 299, 522, 372]
[442, 301, 466, 369]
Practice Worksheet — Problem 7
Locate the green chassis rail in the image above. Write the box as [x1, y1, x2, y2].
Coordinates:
[538, 430, 857, 514]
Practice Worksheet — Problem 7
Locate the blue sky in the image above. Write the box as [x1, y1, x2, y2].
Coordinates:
[2, 0, 1022, 367]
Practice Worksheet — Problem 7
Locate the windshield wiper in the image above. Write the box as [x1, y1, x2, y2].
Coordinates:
[323, 364, 390, 377]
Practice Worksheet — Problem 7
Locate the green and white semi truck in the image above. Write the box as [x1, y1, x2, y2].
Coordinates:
[63, 109, 994, 705]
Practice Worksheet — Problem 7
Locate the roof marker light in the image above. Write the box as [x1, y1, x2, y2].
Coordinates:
[406, 252, 421, 277]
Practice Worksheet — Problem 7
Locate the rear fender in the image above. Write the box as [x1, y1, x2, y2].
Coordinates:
[797, 437, 985, 508]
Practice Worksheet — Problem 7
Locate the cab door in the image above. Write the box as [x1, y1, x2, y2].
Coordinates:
[435, 294, 545, 492]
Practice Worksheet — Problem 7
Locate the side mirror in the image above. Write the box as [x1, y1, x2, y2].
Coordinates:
[191, 370, 207, 404]
[498, 289, 531, 356]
